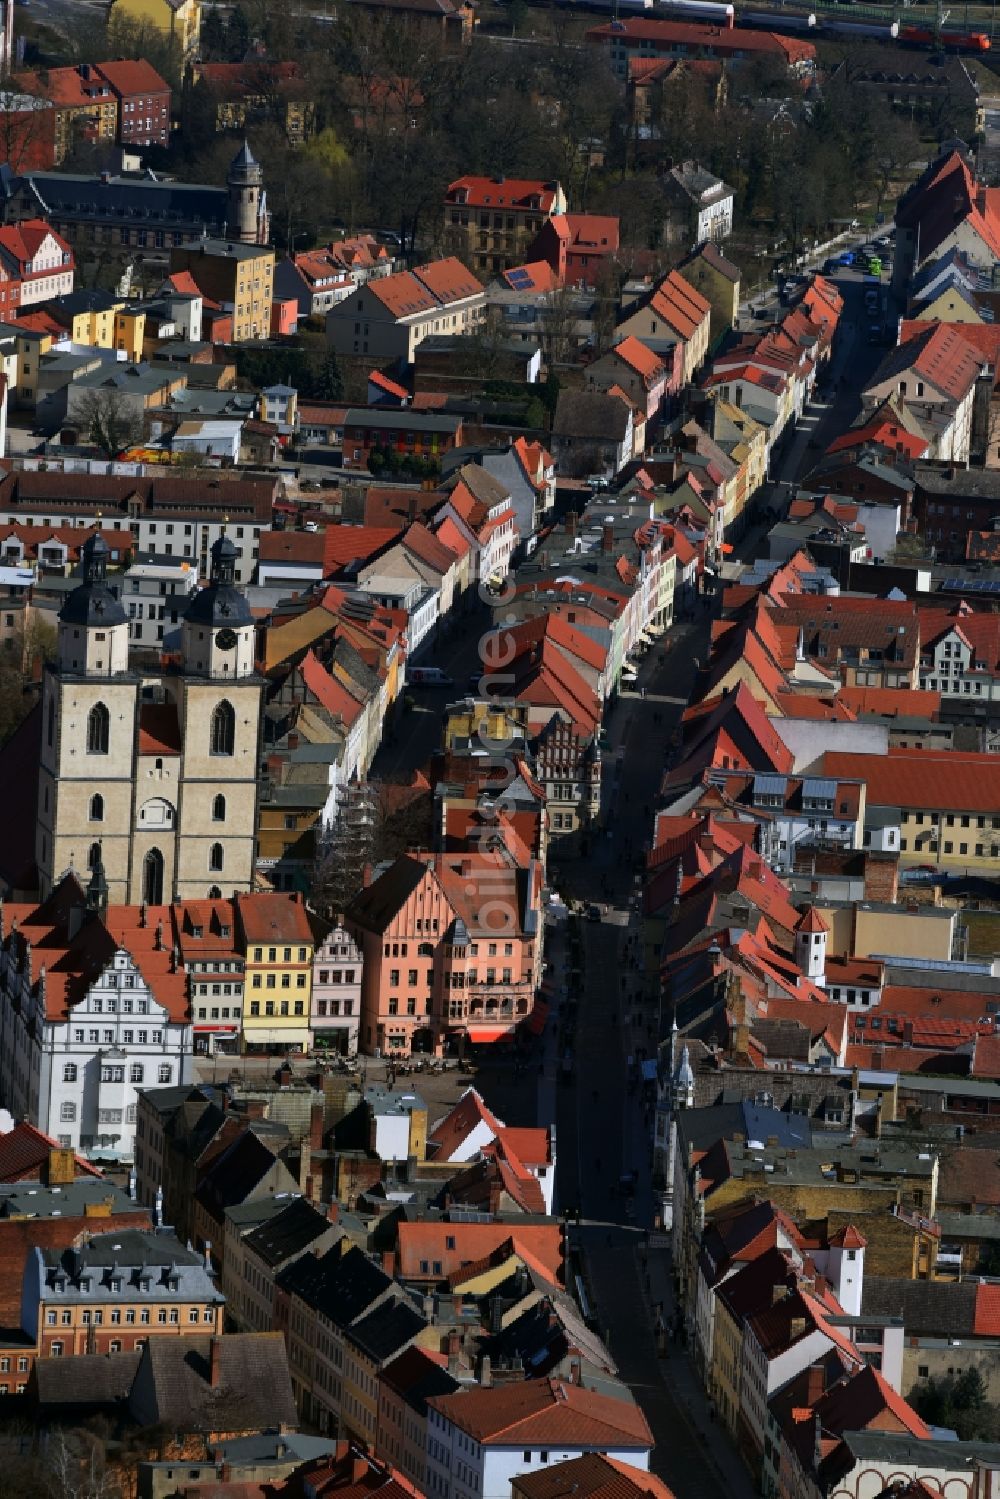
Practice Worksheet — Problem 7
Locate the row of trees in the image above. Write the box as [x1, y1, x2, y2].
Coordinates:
[25, 0, 974, 261]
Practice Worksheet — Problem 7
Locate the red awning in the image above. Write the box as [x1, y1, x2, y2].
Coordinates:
[467, 1027, 512, 1044]
[720, 542, 734, 554]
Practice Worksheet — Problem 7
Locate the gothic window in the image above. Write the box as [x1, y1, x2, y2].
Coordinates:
[87, 702, 109, 755]
[88, 842, 101, 871]
[212, 794, 226, 822]
[142, 847, 164, 905]
[210, 700, 235, 756]
[89, 794, 104, 822]
[209, 843, 224, 873]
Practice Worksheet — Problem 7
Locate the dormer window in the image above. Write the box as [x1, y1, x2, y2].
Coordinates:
[140, 1278, 150, 1293]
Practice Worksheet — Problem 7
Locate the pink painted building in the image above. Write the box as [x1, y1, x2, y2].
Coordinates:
[346, 851, 543, 1058]
[312, 921, 363, 1056]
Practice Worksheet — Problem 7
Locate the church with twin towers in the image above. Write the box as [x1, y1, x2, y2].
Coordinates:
[35, 531, 262, 906]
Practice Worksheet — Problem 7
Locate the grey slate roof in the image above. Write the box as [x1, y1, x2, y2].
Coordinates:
[32, 1349, 142, 1410]
[344, 1296, 426, 1362]
[861, 1275, 975, 1336]
[553, 390, 630, 442]
[6, 169, 229, 234]
[129, 1332, 297, 1433]
[277, 1244, 392, 1328]
[242, 1195, 336, 1268]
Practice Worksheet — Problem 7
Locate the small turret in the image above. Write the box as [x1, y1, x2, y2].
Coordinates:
[226, 140, 263, 245]
[674, 1044, 695, 1110]
[794, 906, 828, 984]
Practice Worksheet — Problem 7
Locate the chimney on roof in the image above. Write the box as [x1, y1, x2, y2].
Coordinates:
[209, 1335, 223, 1389]
[447, 1328, 462, 1374]
[477, 1353, 492, 1388]
[327, 1200, 339, 1225]
[154, 922, 163, 951]
[310, 1100, 325, 1149]
[45, 1148, 76, 1186]
[790, 1316, 807, 1340]
[287, 732, 299, 751]
[772, 1283, 788, 1306]
[565, 511, 577, 536]
[805, 1363, 824, 1407]
[601, 523, 614, 555]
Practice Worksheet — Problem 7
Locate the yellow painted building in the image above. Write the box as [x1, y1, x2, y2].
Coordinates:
[169, 238, 274, 343]
[0, 320, 54, 408]
[443, 699, 527, 752]
[816, 900, 955, 964]
[237, 891, 315, 1052]
[712, 399, 768, 532]
[711, 1290, 745, 1438]
[913, 287, 983, 324]
[109, 0, 201, 56]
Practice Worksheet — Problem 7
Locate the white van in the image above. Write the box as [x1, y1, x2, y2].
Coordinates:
[409, 666, 454, 687]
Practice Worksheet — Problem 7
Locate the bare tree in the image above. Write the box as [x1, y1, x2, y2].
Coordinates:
[313, 778, 434, 918]
[75, 388, 145, 460]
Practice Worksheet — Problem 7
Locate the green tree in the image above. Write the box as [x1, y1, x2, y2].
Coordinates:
[910, 1370, 1000, 1442]
[315, 349, 345, 402]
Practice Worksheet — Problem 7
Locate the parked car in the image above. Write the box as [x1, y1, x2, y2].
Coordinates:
[409, 666, 454, 687]
[586, 903, 602, 923]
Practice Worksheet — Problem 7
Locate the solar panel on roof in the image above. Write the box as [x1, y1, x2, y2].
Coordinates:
[507, 269, 532, 289]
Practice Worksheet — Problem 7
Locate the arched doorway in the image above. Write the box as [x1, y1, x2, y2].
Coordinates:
[142, 847, 164, 905]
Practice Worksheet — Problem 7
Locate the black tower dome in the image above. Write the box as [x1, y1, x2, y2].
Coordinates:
[185, 534, 253, 628]
[59, 532, 128, 629]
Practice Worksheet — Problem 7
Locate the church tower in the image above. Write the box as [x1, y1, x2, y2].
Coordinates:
[226, 141, 263, 245]
[36, 533, 138, 903]
[169, 535, 261, 900]
[37, 533, 262, 906]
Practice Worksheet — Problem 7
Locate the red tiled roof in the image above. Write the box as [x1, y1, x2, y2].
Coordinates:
[587, 16, 816, 62]
[500, 261, 559, 293]
[0, 1121, 102, 1183]
[93, 59, 171, 97]
[795, 906, 828, 935]
[446, 176, 561, 212]
[829, 1224, 867, 1250]
[508, 1454, 674, 1499]
[323, 524, 402, 574]
[428, 1376, 653, 1447]
[235, 890, 313, 946]
[138, 703, 182, 757]
[427, 1086, 503, 1161]
[299, 648, 364, 727]
[974, 1282, 1000, 1335]
[837, 686, 941, 720]
[396, 1221, 563, 1284]
[258, 530, 326, 565]
[822, 747, 1000, 813]
[609, 334, 666, 384]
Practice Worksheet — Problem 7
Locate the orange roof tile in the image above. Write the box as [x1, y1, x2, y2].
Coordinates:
[428, 1376, 653, 1448]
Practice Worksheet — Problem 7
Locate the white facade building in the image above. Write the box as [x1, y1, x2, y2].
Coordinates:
[0, 874, 193, 1162]
[123, 556, 198, 651]
[425, 1381, 653, 1499]
[312, 922, 362, 1056]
